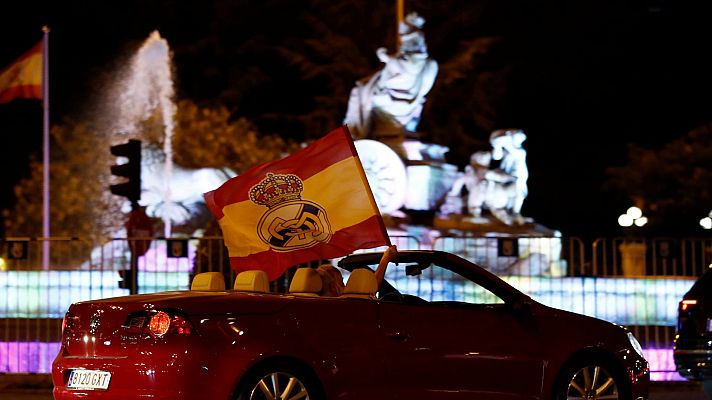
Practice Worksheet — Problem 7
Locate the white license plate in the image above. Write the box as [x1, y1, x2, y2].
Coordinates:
[67, 369, 111, 390]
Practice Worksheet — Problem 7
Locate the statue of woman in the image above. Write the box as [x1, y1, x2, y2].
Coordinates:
[344, 12, 438, 139]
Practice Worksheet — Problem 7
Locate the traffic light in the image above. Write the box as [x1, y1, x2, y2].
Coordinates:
[110, 139, 142, 206]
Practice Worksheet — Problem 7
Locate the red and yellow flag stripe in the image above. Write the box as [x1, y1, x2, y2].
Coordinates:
[0, 41, 42, 104]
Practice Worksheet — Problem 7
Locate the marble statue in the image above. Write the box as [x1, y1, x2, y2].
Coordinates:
[344, 12, 438, 139]
[489, 129, 528, 222]
[441, 129, 530, 226]
[139, 163, 234, 225]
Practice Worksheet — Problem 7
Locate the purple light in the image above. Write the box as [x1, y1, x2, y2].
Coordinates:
[642, 348, 684, 381]
[0, 341, 60, 373]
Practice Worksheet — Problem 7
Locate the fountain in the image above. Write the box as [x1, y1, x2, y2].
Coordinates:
[111, 31, 177, 237]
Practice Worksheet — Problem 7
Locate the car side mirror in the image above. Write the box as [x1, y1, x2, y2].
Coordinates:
[405, 264, 422, 276]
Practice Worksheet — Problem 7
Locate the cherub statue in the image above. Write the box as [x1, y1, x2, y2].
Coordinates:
[441, 129, 531, 226]
[445, 151, 518, 224]
[489, 129, 528, 223]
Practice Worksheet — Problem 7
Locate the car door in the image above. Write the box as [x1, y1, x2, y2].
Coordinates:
[378, 264, 544, 399]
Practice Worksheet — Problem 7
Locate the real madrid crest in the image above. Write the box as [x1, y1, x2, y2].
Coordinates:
[249, 173, 332, 251]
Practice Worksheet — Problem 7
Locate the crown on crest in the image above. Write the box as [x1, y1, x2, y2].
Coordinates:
[249, 173, 304, 208]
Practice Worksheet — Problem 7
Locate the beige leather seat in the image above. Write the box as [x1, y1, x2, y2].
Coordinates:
[191, 272, 226, 291]
[288, 268, 322, 296]
[234, 270, 270, 292]
[340, 269, 378, 299]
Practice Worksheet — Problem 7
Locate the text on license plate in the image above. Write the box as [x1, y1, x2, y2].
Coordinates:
[67, 369, 111, 390]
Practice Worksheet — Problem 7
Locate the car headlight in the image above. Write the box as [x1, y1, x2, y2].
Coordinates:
[627, 332, 644, 358]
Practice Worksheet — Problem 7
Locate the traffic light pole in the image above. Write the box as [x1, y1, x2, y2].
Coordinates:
[129, 247, 139, 295]
[110, 139, 145, 295]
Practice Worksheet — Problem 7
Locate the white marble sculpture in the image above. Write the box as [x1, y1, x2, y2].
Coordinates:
[490, 129, 528, 222]
[138, 162, 234, 225]
[442, 129, 530, 226]
[344, 12, 438, 138]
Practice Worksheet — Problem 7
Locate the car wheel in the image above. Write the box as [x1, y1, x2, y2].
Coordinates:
[556, 359, 625, 400]
[236, 362, 321, 400]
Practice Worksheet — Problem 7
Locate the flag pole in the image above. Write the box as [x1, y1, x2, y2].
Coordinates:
[342, 125, 392, 246]
[42, 26, 50, 270]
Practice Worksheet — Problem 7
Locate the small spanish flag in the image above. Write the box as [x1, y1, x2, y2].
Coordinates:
[0, 41, 42, 104]
[204, 125, 390, 280]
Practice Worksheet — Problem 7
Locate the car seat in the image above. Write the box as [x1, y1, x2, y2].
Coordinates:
[289, 268, 322, 296]
[191, 272, 226, 291]
[341, 269, 378, 299]
[234, 270, 270, 292]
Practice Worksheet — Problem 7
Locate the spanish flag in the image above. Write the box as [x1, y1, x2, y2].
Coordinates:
[0, 41, 42, 104]
[204, 126, 390, 280]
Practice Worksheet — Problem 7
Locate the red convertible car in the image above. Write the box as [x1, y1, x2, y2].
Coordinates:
[52, 250, 649, 399]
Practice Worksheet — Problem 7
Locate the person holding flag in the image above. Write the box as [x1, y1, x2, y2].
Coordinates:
[316, 244, 397, 297]
[204, 125, 392, 282]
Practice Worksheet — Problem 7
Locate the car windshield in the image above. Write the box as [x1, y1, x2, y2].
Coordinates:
[386, 261, 504, 305]
[344, 258, 505, 305]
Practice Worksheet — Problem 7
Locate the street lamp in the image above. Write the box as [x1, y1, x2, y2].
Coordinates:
[700, 211, 712, 230]
[618, 206, 647, 276]
[618, 206, 647, 228]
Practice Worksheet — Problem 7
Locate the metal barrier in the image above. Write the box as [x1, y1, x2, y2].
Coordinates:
[0, 235, 705, 379]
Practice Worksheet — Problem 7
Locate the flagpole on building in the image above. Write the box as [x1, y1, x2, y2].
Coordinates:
[42, 26, 50, 270]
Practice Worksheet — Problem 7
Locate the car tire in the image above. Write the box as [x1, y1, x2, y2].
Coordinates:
[235, 361, 323, 400]
[554, 356, 627, 400]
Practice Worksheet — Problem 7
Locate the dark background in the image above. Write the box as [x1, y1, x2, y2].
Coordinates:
[2, 0, 712, 239]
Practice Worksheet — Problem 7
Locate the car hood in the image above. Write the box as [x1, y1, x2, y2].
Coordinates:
[533, 302, 632, 350]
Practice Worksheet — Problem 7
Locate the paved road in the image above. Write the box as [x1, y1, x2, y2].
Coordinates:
[1, 382, 708, 399]
[649, 381, 709, 400]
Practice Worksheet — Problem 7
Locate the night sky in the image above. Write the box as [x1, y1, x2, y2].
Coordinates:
[2, 0, 712, 239]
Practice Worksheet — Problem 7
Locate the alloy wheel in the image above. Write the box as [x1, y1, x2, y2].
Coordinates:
[249, 371, 310, 400]
[566, 365, 619, 400]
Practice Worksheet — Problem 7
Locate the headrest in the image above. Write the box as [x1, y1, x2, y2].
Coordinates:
[342, 269, 378, 298]
[191, 272, 226, 291]
[289, 268, 322, 296]
[234, 270, 270, 292]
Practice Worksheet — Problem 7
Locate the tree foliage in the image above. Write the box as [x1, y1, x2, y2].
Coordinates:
[172, 100, 298, 173]
[606, 124, 712, 234]
[2, 121, 122, 243]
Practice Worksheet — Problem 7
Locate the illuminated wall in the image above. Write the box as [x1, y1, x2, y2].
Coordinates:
[0, 342, 60, 373]
[0, 271, 190, 318]
[503, 275, 694, 326]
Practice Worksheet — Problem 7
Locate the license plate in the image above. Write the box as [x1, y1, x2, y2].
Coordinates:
[707, 319, 712, 332]
[67, 369, 111, 390]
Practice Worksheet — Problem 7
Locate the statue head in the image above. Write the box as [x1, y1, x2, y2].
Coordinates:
[470, 151, 492, 169]
[399, 12, 428, 55]
[490, 129, 526, 160]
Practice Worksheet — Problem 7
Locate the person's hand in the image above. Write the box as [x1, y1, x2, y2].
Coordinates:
[384, 245, 398, 261]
